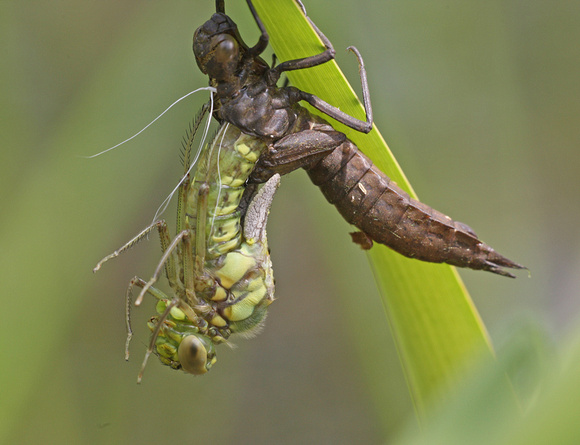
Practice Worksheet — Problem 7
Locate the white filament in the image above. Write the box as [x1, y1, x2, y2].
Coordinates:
[84, 86, 216, 159]
[151, 91, 216, 223]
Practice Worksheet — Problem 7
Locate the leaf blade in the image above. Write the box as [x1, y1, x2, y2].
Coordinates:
[253, 0, 498, 415]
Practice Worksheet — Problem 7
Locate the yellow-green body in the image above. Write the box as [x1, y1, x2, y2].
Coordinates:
[95, 119, 278, 377]
[148, 122, 276, 374]
[185, 123, 274, 329]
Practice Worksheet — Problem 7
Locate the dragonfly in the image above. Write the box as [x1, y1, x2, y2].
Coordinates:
[95, 0, 524, 380]
[94, 104, 282, 380]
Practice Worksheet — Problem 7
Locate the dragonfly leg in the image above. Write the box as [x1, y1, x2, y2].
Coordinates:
[249, 127, 346, 182]
[126, 278, 203, 382]
[137, 296, 181, 384]
[247, 0, 372, 132]
[267, 1, 336, 84]
[294, 46, 373, 134]
[135, 230, 190, 306]
[194, 183, 210, 279]
[93, 220, 170, 272]
[95, 219, 182, 299]
[124, 277, 169, 361]
[245, 0, 269, 57]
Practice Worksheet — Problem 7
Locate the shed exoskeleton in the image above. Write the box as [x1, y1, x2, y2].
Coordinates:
[96, 0, 524, 381]
[196, 0, 524, 277]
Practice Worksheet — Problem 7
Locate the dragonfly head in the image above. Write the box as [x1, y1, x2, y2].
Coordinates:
[177, 333, 217, 375]
[149, 301, 218, 375]
[193, 13, 246, 82]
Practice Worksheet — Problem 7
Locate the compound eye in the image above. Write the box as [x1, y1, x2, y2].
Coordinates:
[214, 34, 238, 62]
[204, 35, 239, 79]
[178, 335, 208, 375]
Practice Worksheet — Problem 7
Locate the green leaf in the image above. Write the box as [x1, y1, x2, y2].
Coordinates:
[253, 0, 505, 417]
[394, 321, 551, 445]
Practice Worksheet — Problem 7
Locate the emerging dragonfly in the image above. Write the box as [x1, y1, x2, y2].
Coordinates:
[95, 111, 280, 380]
[95, 0, 524, 380]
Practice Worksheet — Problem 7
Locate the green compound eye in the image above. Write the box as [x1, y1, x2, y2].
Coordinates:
[178, 335, 209, 375]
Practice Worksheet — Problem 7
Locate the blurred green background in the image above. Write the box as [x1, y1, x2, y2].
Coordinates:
[1, 0, 578, 443]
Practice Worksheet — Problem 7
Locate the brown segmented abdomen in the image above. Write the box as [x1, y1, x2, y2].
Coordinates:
[305, 139, 525, 277]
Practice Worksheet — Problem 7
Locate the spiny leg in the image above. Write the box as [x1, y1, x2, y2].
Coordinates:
[135, 229, 190, 306]
[347, 46, 372, 128]
[260, 0, 373, 133]
[138, 296, 181, 384]
[245, 0, 269, 56]
[265, 0, 336, 84]
[95, 219, 183, 308]
[93, 220, 170, 272]
[295, 46, 373, 133]
[124, 276, 170, 361]
[125, 277, 200, 383]
[194, 183, 210, 280]
[189, 124, 227, 289]
[93, 220, 179, 291]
